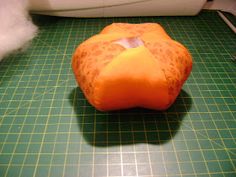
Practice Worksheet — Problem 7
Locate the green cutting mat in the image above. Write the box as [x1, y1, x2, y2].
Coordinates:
[0, 11, 236, 177]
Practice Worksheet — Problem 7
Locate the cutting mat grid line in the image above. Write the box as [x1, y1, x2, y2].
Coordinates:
[0, 11, 236, 177]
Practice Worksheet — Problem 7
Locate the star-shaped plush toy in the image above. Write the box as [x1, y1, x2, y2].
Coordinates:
[72, 23, 192, 111]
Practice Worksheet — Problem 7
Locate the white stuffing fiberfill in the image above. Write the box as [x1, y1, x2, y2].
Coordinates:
[0, 0, 38, 61]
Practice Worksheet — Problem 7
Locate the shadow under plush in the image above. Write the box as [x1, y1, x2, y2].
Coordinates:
[69, 87, 192, 147]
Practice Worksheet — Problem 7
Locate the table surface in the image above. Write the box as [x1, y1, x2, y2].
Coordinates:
[0, 11, 236, 177]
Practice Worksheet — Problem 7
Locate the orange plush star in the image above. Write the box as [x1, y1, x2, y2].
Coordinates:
[72, 23, 192, 111]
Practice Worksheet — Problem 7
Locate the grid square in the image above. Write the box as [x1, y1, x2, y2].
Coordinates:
[123, 165, 137, 176]
[179, 162, 195, 174]
[66, 154, 79, 164]
[49, 165, 64, 177]
[108, 165, 122, 176]
[94, 164, 107, 177]
[94, 154, 108, 165]
[5, 166, 21, 177]
[78, 165, 93, 177]
[28, 143, 41, 153]
[79, 154, 93, 165]
[137, 164, 152, 176]
[152, 163, 167, 176]
[25, 154, 38, 165]
[1, 143, 15, 153]
[20, 166, 35, 177]
[39, 154, 52, 164]
[0, 155, 12, 165]
[52, 154, 66, 164]
[35, 166, 50, 177]
[193, 162, 208, 173]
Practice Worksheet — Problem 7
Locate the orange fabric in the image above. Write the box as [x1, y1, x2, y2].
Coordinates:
[72, 23, 192, 111]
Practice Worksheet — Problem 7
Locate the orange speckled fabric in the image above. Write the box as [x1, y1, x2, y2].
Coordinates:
[72, 23, 192, 111]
